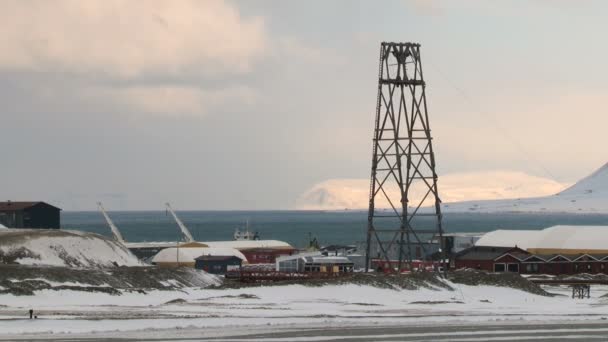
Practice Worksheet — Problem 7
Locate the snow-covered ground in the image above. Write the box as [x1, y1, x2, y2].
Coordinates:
[1, 278, 607, 339]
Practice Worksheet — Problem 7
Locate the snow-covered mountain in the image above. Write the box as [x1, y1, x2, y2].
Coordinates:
[444, 163, 608, 213]
[296, 171, 568, 210]
[558, 162, 608, 197]
[297, 163, 608, 213]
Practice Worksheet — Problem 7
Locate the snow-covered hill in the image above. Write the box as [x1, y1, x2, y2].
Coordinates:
[444, 163, 608, 213]
[298, 163, 608, 213]
[296, 171, 567, 210]
[558, 162, 608, 197]
[0, 229, 143, 267]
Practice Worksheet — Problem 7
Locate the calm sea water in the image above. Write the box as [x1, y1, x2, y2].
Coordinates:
[61, 211, 608, 248]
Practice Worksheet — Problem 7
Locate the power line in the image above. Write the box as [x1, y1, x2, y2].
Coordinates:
[425, 57, 559, 182]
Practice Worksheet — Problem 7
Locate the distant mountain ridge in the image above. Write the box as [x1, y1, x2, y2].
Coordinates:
[298, 163, 608, 213]
[296, 171, 568, 211]
[559, 162, 608, 196]
[444, 162, 608, 213]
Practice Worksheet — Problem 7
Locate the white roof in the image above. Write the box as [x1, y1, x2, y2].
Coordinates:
[151, 247, 247, 264]
[125, 241, 207, 249]
[202, 240, 293, 250]
[126, 241, 181, 249]
[125, 240, 292, 250]
[276, 251, 322, 263]
[443, 232, 484, 238]
[275, 252, 353, 264]
[475, 230, 542, 250]
[476, 225, 608, 251]
[534, 225, 608, 250]
[310, 256, 352, 264]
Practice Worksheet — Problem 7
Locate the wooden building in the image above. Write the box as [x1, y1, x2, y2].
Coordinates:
[0, 201, 61, 229]
[456, 226, 608, 275]
[240, 248, 294, 264]
[454, 246, 608, 275]
[520, 253, 608, 275]
[453, 246, 530, 273]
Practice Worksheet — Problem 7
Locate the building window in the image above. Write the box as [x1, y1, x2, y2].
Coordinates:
[507, 263, 519, 273]
[525, 264, 539, 273]
[494, 263, 506, 272]
[279, 259, 298, 272]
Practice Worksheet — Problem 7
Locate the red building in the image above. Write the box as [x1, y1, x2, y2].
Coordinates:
[454, 246, 608, 275]
[454, 246, 529, 273]
[519, 254, 608, 275]
[240, 248, 295, 264]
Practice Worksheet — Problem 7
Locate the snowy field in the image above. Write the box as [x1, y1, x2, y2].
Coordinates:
[1, 279, 608, 340]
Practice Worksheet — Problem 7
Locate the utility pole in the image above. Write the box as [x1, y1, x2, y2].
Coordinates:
[365, 42, 446, 274]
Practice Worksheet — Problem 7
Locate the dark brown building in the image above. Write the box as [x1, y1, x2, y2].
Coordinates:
[454, 245, 608, 275]
[520, 253, 608, 275]
[0, 201, 61, 229]
[453, 246, 530, 273]
[195, 255, 243, 275]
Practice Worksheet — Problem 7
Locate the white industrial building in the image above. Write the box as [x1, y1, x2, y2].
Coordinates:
[475, 225, 608, 255]
[203, 240, 294, 250]
[151, 247, 247, 267]
[276, 252, 354, 273]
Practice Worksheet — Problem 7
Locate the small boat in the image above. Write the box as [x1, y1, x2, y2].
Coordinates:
[234, 220, 259, 241]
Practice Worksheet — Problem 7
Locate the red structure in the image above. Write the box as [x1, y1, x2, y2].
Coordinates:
[520, 254, 608, 275]
[454, 246, 528, 273]
[454, 246, 608, 275]
[240, 248, 295, 264]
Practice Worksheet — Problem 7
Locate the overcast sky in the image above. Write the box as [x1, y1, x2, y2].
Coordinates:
[1, 0, 607, 210]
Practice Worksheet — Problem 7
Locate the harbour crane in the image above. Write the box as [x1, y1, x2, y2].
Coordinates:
[97, 202, 125, 243]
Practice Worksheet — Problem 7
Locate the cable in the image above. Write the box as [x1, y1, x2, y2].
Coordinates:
[425, 57, 559, 182]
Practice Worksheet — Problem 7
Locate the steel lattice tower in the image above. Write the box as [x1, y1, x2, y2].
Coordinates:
[365, 42, 445, 272]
